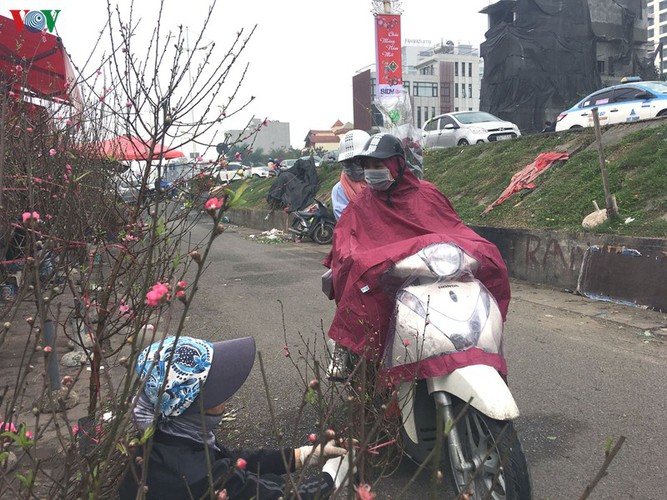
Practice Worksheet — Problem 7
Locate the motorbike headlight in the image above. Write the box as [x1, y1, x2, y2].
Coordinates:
[418, 243, 464, 278]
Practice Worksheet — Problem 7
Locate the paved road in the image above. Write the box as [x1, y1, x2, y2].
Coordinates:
[185, 220, 667, 499]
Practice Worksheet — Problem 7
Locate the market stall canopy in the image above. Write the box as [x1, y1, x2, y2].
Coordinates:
[0, 14, 82, 108]
[96, 135, 185, 161]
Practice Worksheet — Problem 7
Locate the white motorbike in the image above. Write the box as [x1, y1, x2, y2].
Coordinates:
[325, 242, 532, 498]
[383, 242, 531, 499]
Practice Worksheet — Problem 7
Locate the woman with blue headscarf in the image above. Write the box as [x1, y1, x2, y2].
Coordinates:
[119, 335, 352, 499]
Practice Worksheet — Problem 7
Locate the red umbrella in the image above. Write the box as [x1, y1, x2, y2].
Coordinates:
[97, 135, 185, 161]
[0, 15, 81, 108]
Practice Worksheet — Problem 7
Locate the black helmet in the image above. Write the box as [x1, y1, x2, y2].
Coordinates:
[358, 133, 404, 160]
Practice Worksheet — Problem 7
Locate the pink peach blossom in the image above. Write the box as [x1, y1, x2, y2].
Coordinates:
[204, 197, 223, 211]
[49, 148, 56, 156]
[22, 212, 40, 223]
[146, 282, 169, 307]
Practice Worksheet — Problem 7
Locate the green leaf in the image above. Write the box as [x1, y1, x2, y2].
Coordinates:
[16, 471, 34, 489]
[228, 180, 251, 207]
[140, 425, 155, 444]
[604, 436, 614, 452]
[444, 417, 454, 435]
[156, 218, 167, 238]
[0, 451, 9, 463]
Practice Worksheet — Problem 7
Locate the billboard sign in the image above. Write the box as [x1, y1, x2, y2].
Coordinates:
[374, 14, 403, 100]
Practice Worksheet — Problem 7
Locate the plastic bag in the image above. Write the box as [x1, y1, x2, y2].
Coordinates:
[375, 92, 424, 179]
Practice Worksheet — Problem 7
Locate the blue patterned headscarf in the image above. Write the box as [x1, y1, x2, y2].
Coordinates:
[136, 336, 213, 419]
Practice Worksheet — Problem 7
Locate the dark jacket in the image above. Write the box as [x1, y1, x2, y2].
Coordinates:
[118, 430, 334, 499]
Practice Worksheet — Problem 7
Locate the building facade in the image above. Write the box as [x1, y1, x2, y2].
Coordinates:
[352, 41, 482, 131]
[648, 0, 667, 77]
[224, 119, 291, 153]
[480, 0, 652, 132]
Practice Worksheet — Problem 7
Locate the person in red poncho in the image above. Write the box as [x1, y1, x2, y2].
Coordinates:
[323, 133, 511, 379]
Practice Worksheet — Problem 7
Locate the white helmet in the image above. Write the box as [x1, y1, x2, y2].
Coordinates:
[338, 130, 371, 162]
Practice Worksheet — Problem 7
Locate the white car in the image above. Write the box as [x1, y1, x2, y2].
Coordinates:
[422, 111, 521, 149]
[206, 162, 246, 184]
[242, 165, 271, 179]
[555, 80, 667, 132]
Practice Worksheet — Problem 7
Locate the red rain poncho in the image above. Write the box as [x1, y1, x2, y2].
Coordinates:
[324, 157, 511, 379]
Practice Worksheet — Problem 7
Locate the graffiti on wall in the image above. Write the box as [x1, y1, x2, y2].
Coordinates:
[524, 235, 585, 272]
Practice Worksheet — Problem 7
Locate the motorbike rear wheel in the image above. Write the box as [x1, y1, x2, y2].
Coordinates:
[447, 398, 531, 500]
[311, 221, 335, 245]
[289, 216, 306, 241]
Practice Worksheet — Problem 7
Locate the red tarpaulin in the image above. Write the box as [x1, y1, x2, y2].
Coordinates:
[482, 151, 569, 214]
[96, 135, 185, 161]
[0, 15, 81, 107]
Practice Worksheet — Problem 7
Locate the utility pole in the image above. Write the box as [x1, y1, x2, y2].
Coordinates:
[591, 107, 618, 217]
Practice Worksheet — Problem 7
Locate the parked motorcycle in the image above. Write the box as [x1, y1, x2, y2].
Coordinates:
[288, 198, 336, 245]
[331, 242, 531, 498]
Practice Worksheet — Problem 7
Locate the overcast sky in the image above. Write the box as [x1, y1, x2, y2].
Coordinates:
[11, 0, 492, 152]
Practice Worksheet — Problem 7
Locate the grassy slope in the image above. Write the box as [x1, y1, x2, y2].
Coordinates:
[238, 124, 667, 238]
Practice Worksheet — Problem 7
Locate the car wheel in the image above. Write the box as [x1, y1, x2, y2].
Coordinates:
[569, 125, 583, 130]
[457, 139, 469, 146]
[657, 110, 667, 117]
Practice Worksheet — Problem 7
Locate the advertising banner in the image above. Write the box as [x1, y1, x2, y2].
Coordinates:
[374, 14, 402, 100]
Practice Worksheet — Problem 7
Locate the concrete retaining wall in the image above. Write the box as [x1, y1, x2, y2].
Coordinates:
[227, 208, 667, 312]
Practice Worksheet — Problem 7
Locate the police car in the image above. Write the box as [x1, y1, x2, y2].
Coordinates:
[554, 79, 667, 132]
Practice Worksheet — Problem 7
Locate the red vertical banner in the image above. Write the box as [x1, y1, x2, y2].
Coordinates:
[375, 14, 403, 100]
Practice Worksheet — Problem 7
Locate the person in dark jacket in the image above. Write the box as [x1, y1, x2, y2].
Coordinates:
[119, 335, 352, 499]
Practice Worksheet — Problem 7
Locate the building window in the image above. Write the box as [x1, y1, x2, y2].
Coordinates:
[468, 62, 472, 77]
[432, 106, 436, 118]
[424, 107, 428, 122]
[417, 106, 422, 129]
[649, 29, 654, 39]
[413, 82, 438, 97]
[441, 83, 450, 102]
[455, 107, 459, 111]
[468, 107, 473, 111]
[455, 62, 459, 76]
[455, 84, 459, 98]
[469, 84, 473, 98]
[597, 60, 605, 73]
[461, 83, 466, 98]
[661, 1, 667, 10]
[403, 81, 410, 95]
[661, 24, 667, 34]
[661, 13, 667, 23]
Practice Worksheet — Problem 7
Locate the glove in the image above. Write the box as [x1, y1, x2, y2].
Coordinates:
[296, 440, 347, 468]
[321, 451, 355, 489]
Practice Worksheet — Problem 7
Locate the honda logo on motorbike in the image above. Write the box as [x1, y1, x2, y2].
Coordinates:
[10, 10, 61, 33]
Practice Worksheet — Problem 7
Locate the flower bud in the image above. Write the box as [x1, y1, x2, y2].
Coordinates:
[189, 251, 202, 265]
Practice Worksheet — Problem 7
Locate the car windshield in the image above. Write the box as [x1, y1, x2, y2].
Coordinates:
[640, 82, 667, 94]
[452, 112, 501, 124]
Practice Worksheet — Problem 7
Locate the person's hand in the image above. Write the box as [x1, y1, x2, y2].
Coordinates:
[321, 451, 356, 489]
[296, 440, 347, 468]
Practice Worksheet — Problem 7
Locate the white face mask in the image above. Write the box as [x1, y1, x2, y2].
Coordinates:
[364, 167, 394, 191]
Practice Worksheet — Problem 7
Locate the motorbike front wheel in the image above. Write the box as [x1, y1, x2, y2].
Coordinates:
[447, 398, 531, 500]
[311, 221, 335, 245]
